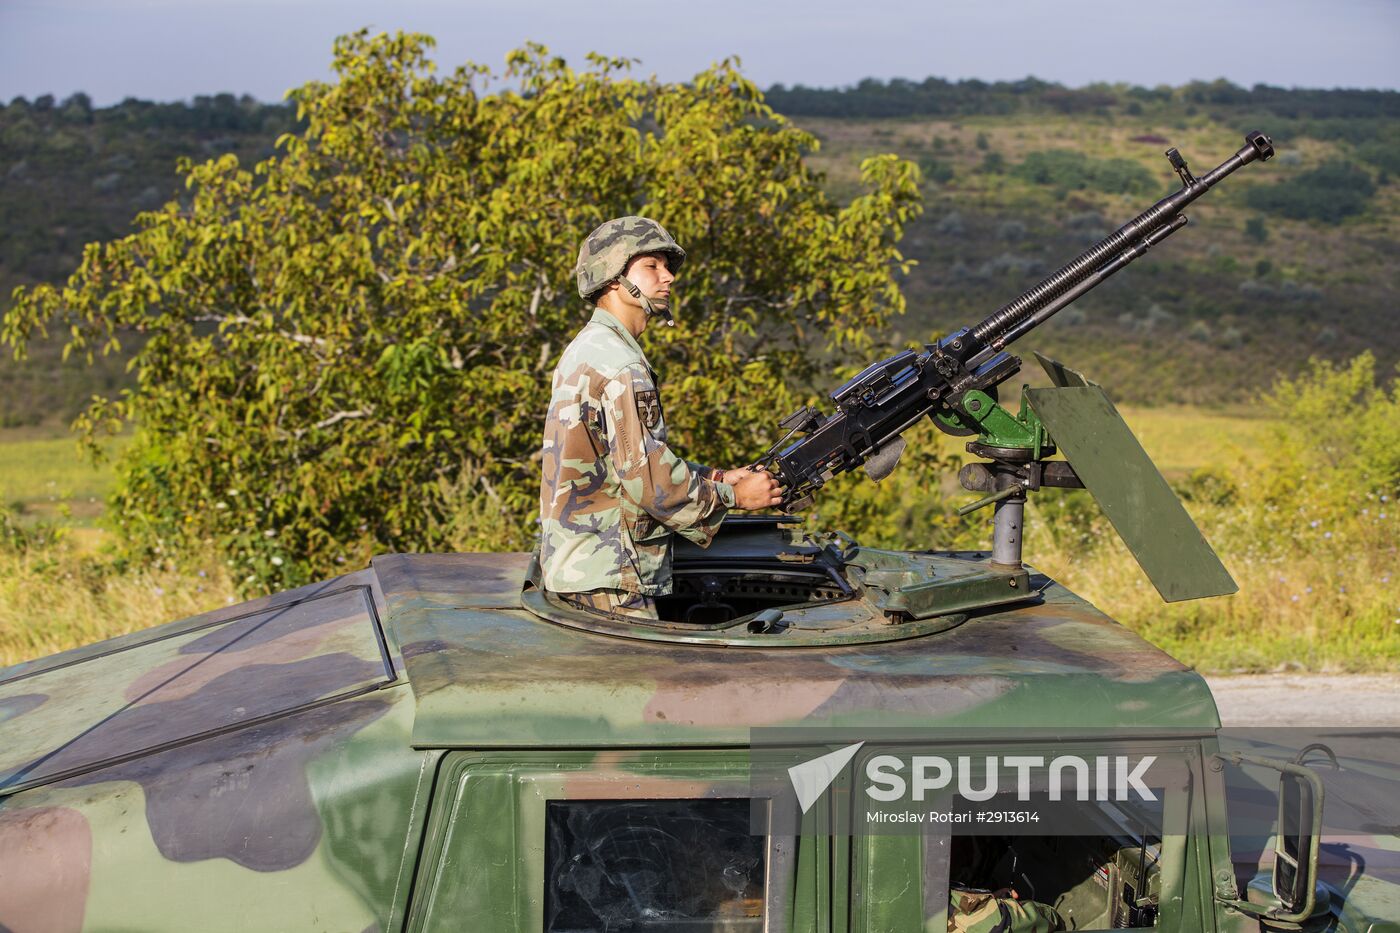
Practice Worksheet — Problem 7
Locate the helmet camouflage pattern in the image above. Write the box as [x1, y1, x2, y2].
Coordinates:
[575, 216, 686, 301]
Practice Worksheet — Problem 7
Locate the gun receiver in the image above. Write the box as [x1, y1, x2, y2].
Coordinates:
[757, 132, 1274, 511]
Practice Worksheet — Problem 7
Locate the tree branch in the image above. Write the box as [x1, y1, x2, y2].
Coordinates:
[192, 313, 330, 348]
[313, 408, 372, 430]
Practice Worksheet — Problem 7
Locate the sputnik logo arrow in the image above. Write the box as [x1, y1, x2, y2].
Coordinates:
[788, 741, 865, 813]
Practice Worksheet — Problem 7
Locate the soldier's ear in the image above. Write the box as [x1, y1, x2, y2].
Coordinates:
[589, 281, 619, 306]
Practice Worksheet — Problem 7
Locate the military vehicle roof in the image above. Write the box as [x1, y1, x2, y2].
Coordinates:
[0, 544, 1220, 797]
[376, 552, 1221, 749]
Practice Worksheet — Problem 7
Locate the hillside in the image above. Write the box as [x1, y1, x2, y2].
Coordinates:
[0, 94, 298, 426]
[2, 81, 1397, 424]
[780, 79, 1400, 401]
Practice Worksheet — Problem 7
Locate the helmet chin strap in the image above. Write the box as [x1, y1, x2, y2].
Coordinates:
[618, 276, 675, 327]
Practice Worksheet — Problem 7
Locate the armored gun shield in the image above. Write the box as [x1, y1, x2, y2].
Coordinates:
[1024, 356, 1236, 602]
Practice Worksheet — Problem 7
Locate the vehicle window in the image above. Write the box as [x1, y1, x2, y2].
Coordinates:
[545, 798, 766, 932]
[945, 794, 1165, 930]
[0, 584, 391, 792]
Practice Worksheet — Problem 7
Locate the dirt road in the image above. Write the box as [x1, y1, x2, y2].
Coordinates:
[1205, 674, 1400, 726]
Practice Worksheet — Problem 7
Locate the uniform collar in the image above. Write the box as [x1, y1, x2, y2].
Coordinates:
[589, 307, 650, 369]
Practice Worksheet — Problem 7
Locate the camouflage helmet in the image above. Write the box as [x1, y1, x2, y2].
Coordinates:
[575, 216, 686, 301]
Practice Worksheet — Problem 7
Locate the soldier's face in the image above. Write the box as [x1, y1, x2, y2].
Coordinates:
[624, 252, 675, 303]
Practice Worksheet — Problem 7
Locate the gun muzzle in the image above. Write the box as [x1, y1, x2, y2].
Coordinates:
[1244, 130, 1274, 163]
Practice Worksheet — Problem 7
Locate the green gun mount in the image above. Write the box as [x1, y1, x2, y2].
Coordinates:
[951, 352, 1237, 603]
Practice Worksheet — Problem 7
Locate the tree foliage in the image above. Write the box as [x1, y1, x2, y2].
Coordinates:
[763, 77, 1400, 123]
[1256, 352, 1400, 514]
[2, 31, 921, 590]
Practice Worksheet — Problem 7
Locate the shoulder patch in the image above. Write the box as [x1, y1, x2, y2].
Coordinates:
[635, 389, 662, 430]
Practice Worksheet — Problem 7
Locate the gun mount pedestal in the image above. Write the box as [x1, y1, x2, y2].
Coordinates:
[992, 498, 1025, 570]
[958, 440, 1085, 574]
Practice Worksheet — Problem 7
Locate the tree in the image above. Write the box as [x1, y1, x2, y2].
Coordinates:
[2, 31, 922, 590]
[59, 93, 93, 125]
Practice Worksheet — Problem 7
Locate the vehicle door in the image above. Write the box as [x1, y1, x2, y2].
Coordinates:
[404, 749, 829, 932]
[843, 738, 1211, 932]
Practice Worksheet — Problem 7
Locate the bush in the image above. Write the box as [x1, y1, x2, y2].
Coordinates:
[1258, 353, 1400, 513]
[976, 252, 1043, 279]
[1173, 466, 1238, 506]
[1014, 149, 1156, 195]
[933, 211, 965, 235]
[1354, 138, 1400, 175]
[995, 219, 1026, 241]
[919, 156, 955, 184]
[1245, 160, 1376, 223]
[0, 506, 65, 552]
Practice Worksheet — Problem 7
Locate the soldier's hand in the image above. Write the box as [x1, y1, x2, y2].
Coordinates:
[727, 467, 784, 510]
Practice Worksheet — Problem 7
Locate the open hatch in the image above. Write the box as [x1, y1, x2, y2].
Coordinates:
[522, 517, 1041, 647]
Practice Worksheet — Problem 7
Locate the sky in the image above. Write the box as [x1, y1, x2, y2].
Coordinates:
[1, 0, 1397, 105]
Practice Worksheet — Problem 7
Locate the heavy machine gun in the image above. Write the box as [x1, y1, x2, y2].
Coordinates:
[754, 131, 1274, 602]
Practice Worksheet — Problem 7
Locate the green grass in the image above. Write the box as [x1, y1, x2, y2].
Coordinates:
[0, 429, 236, 669]
[917, 401, 1278, 484]
[1024, 495, 1400, 674]
[0, 428, 130, 525]
[1114, 404, 1277, 476]
[0, 543, 238, 668]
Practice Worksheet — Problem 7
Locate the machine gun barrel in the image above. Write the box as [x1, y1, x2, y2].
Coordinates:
[970, 131, 1273, 350]
[981, 213, 1188, 356]
[756, 131, 1274, 511]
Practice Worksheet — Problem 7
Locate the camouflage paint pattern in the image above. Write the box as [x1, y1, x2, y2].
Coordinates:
[573, 215, 685, 299]
[0, 571, 434, 933]
[537, 307, 733, 596]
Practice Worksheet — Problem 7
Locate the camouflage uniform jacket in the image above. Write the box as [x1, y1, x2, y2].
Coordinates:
[538, 308, 735, 596]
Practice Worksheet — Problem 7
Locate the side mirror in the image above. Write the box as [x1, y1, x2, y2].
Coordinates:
[1214, 752, 1327, 925]
[1273, 769, 1321, 915]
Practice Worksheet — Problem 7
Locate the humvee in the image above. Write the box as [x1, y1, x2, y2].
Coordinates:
[3, 131, 1395, 931]
[2, 513, 1396, 931]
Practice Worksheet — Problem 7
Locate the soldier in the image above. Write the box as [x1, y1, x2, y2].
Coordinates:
[537, 216, 783, 620]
